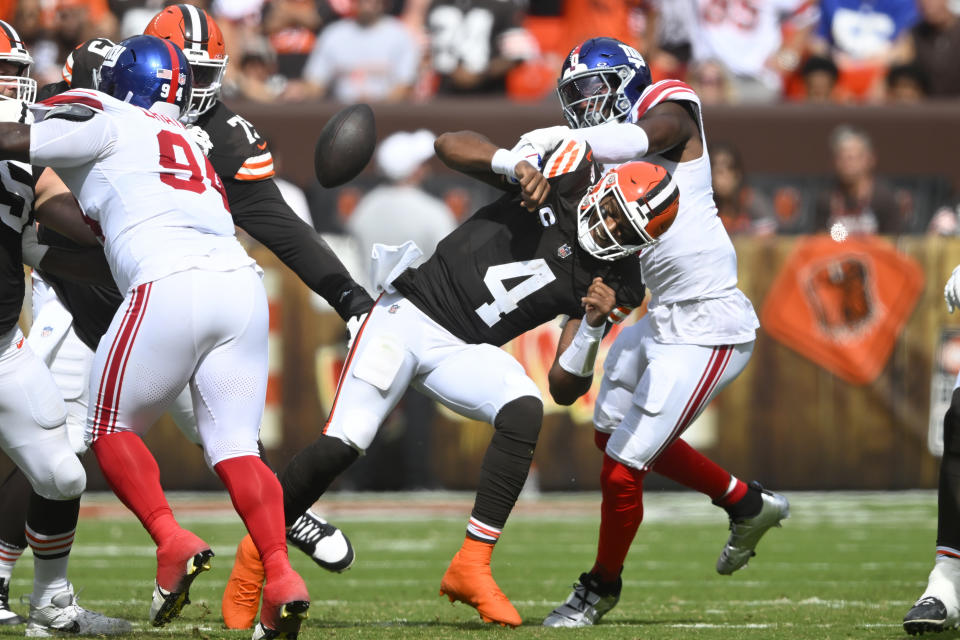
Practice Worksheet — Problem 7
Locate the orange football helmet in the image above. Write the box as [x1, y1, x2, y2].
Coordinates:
[577, 161, 679, 260]
[144, 4, 227, 119]
[0, 21, 35, 103]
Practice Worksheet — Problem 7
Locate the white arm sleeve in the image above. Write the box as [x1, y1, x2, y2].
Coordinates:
[571, 121, 650, 164]
[29, 113, 115, 168]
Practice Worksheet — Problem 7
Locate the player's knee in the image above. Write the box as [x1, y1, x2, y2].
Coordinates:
[492, 396, 543, 455]
[203, 437, 259, 468]
[945, 389, 960, 454]
[600, 453, 642, 495]
[42, 454, 86, 500]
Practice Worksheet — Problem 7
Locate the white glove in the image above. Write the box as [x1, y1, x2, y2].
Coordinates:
[187, 125, 213, 156]
[346, 312, 367, 351]
[945, 266, 960, 313]
[21, 223, 48, 268]
[516, 125, 571, 159]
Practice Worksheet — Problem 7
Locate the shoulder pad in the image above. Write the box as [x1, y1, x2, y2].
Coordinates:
[44, 104, 97, 122]
[542, 138, 590, 179]
[633, 80, 700, 121]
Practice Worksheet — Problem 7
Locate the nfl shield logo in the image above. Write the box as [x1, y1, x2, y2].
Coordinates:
[41, 326, 53, 337]
[557, 244, 572, 259]
[388, 304, 400, 314]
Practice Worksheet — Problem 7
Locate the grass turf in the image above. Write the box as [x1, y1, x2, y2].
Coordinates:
[0, 491, 942, 639]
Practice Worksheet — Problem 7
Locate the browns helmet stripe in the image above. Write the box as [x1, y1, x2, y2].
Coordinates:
[181, 3, 209, 52]
[0, 21, 28, 55]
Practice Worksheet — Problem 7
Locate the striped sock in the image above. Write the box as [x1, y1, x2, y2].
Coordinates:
[0, 540, 24, 582]
[26, 524, 73, 607]
[466, 517, 501, 544]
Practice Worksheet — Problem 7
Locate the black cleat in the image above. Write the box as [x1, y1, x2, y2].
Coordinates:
[904, 596, 950, 635]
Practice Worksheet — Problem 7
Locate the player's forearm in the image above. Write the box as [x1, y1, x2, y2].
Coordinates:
[434, 131, 500, 174]
[225, 178, 374, 320]
[0, 122, 31, 163]
[548, 317, 598, 405]
[570, 121, 650, 163]
[37, 245, 113, 286]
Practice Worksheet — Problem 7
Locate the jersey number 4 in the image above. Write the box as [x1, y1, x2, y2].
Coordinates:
[156, 130, 229, 208]
[475, 259, 556, 327]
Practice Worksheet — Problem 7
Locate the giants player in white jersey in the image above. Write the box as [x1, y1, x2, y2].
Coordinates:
[512, 37, 790, 626]
[0, 35, 310, 639]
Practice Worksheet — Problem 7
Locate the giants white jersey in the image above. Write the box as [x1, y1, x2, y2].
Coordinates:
[29, 89, 253, 293]
[623, 80, 758, 345]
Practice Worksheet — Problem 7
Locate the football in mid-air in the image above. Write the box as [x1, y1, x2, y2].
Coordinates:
[314, 103, 377, 188]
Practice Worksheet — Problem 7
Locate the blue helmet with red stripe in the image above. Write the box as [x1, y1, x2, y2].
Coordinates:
[96, 34, 193, 119]
[557, 37, 651, 129]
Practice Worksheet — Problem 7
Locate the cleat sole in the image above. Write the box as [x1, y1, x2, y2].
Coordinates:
[151, 549, 215, 627]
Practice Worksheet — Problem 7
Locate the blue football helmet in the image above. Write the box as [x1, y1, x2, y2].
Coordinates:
[97, 34, 193, 119]
[557, 37, 652, 129]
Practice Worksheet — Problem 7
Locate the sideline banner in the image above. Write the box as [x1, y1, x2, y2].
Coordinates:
[761, 235, 924, 385]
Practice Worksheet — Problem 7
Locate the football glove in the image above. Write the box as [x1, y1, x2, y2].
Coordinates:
[945, 265, 960, 313]
[516, 125, 571, 159]
[187, 125, 214, 156]
[346, 312, 367, 351]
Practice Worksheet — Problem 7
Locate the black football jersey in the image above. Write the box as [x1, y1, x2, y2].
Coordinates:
[196, 101, 275, 184]
[0, 160, 36, 335]
[393, 141, 646, 346]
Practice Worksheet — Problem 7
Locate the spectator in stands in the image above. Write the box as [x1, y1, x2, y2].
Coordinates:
[906, 0, 960, 97]
[346, 129, 456, 289]
[263, 0, 322, 79]
[233, 36, 288, 102]
[814, 125, 902, 235]
[687, 58, 733, 105]
[799, 54, 840, 103]
[289, 0, 420, 101]
[689, 0, 819, 103]
[710, 142, 777, 236]
[644, 0, 696, 80]
[885, 63, 930, 102]
[425, 0, 537, 95]
[809, 0, 918, 101]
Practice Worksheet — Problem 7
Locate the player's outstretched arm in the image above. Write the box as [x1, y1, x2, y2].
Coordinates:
[435, 130, 550, 210]
[548, 277, 617, 405]
[224, 178, 375, 321]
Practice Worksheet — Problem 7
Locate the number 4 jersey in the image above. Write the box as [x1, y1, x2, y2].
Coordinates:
[393, 139, 646, 347]
[29, 89, 253, 293]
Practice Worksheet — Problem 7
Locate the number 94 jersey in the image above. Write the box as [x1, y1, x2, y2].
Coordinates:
[393, 139, 646, 347]
[29, 89, 254, 293]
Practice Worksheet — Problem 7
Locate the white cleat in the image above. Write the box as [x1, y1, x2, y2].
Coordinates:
[542, 572, 621, 628]
[286, 511, 355, 573]
[716, 481, 790, 575]
[25, 584, 131, 637]
[904, 556, 960, 635]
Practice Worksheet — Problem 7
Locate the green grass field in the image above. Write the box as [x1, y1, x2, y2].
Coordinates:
[0, 491, 946, 639]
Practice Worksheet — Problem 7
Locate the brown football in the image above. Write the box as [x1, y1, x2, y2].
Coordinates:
[314, 103, 377, 188]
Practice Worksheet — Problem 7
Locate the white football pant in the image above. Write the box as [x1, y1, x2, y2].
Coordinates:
[595, 314, 753, 470]
[324, 291, 541, 452]
[0, 326, 85, 500]
[85, 267, 267, 468]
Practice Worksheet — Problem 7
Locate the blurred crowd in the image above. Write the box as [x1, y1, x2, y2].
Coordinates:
[2, 0, 959, 240]
[4, 0, 959, 106]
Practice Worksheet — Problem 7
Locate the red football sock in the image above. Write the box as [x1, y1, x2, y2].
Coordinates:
[652, 438, 744, 502]
[592, 453, 646, 584]
[91, 431, 179, 546]
[214, 456, 289, 582]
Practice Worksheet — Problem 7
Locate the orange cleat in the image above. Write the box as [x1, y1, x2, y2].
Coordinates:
[252, 570, 310, 640]
[439, 537, 522, 628]
[222, 534, 265, 630]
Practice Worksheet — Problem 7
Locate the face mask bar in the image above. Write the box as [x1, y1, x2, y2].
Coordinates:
[185, 54, 227, 119]
[0, 73, 36, 103]
[558, 66, 635, 129]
